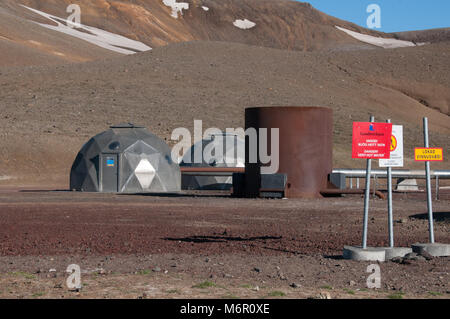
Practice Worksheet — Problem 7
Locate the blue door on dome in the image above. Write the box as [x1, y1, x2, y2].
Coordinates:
[101, 154, 118, 192]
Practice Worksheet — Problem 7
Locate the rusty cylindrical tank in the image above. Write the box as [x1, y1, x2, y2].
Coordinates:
[245, 106, 333, 198]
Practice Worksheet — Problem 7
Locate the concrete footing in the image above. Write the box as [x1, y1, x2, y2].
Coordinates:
[381, 247, 413, 260]
[343, 246, 385, 262]
[412, 243, 450, 257]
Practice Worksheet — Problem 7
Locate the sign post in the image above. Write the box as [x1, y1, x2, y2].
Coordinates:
[411, 118, 449, 257]
[362, 116, 374, 249]
[379, 122, 404, 248]
[422, 117, 434, 244]
[344, 117, 393, 261]
[386, 120, 394, 248]
[352, 117, 392, 249]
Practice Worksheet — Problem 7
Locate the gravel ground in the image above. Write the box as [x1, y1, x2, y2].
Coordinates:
[0, 188, 448, 299]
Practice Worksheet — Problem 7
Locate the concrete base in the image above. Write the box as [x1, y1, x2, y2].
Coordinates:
[412, 243, 450, 257]
[343, 246, 385, 262]
[396, 178, 419, 191]
[382, 247, 413, 260]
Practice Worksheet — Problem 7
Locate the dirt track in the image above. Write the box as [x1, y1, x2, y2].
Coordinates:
[0, 188, 448, 299]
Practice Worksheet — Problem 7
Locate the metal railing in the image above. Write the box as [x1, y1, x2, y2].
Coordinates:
[179, 167, 450, 199]
[332, 169, 450, 200]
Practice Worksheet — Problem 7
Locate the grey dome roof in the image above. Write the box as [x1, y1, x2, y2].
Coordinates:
[70, 125, 181, 193]
[180, 133, 245, 190]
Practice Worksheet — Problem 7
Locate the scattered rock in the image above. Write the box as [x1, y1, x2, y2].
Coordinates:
[252, 286, 260, 292]
[224, 273, 233, 279]
[290, 283, 300, 288]
[349, 280, 356, 286]
[418, 250, 434, 260]
[316, 292, 332, 299]
[415, 255, 426, 262]
[152, 267, 161, 272]
[97, 268, 106, 275]
[391, 257, 403, 264]
[49, 269, 56, 272]
[253, 267, 261, 273]
[205, 258, 210, 263]
[401, 259, 413, 265]
[404, 252, 418, 260]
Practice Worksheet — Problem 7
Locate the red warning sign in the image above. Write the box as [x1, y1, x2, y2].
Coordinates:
[352, 122, 392, 159]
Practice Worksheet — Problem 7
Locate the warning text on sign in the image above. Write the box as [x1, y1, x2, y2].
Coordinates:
[352, 122, 392, 159]
[414, 148, 444, 162]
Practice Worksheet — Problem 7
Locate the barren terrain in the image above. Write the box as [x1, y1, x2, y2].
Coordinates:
[0, 188, 448, 299]
[1, 40, 449, 185]
[0, 0, 449, 186]
[0, 0, 448, 300]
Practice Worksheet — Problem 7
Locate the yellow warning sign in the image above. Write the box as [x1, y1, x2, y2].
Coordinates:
[414, 148, 443, 162]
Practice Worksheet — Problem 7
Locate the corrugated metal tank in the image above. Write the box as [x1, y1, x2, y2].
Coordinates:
[245, 106, 333, 198]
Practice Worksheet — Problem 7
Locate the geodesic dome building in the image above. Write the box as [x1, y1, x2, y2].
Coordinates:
[70, 124, 181, 193]
[180, 133, 245, 190]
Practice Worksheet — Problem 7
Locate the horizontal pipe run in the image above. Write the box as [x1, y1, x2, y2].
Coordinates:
[320, 188, 386, 199]
[180, 167, 450, 180]
[332, 169, 450, 179]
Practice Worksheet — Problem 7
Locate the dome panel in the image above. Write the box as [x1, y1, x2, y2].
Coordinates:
[70, 125, 180, 193]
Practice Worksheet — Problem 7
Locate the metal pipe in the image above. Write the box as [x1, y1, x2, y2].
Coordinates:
[436, 176, 439, 200]
[373, 175, 377, 197]
[386, 119, 394, 248]
[423, 117, 435, 244]
[362, 115, 375, 249]
[332, 169, 450, 179]
[320, 188, 385, 199]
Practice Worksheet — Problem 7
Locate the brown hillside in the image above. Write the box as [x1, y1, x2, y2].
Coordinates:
[0, 0, 392, 67]
[0, 41, 448, 186]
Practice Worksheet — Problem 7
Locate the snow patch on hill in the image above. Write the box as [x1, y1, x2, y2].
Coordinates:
[163, 0, 189, 19]
[22, 5, 151, 54]
[233, 19, 256, 30]
[336, 26, 418, 49]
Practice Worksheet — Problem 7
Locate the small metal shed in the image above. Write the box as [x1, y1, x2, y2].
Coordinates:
[70, 124, 181, 193]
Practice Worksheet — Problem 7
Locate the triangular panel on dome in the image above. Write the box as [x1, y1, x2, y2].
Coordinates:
[70, 124, 181, 193]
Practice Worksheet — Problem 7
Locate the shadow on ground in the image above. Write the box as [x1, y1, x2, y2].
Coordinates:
[410, 212, 449, 222]
[164, 235, 283, 243]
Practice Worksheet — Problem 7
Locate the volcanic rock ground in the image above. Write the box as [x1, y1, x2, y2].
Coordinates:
[0, 188, 448, 299]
